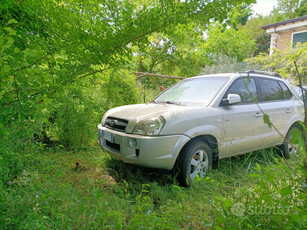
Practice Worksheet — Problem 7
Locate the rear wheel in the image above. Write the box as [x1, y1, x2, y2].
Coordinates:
[279, 126, 302, 159]
[177, 141, 212, 187]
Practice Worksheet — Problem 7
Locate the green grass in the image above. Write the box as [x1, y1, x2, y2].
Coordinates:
[1, 147, 306, 229]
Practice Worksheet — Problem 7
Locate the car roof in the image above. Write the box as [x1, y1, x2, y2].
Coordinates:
[190, 72, 285, 81]
[190, 73, 236, 79]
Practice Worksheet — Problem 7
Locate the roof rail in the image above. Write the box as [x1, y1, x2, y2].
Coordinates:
[245, 70, 282, 78]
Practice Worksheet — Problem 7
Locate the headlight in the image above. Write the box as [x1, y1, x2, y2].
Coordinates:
[133, 117, 165, 136]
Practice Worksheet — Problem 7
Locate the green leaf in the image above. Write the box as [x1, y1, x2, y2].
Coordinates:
[7, 19, 18, 25]
[263, 113, 272, 128]
[214, 195, 224, 201]
[249, 174, 261, 178]
[224, 199, 232, 208]
[255, 163, 261, 172]
[0, 90, 5, 100]
[2, 37, 14, 50]
[279, 187, 292, 196]
[1, 65, 11, 74]
[4, 27, 16, 35]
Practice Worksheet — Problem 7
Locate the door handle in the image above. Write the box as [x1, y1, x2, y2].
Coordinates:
[285, 109, 292, 113]
[254, 112, 263, 118]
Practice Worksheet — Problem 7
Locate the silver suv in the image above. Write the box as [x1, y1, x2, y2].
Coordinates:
[97, 70, 304, 186]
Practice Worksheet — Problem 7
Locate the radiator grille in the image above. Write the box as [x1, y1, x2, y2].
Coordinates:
[104, 117, 128, 132]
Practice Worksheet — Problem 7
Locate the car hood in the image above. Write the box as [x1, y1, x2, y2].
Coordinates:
[103, 103, 191, 122]
[102, 103, 217, 135]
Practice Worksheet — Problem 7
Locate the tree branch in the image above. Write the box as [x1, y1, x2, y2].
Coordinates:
[13, 75, 20, 103]
[133, 71, 184, 80]
[293, 60, 307, 185]
[71, 66, 113, 83]
[100, 10, 190, 58]
[10, 54, 47, 75]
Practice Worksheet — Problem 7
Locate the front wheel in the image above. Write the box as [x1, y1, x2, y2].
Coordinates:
[177, 141, 212, 187]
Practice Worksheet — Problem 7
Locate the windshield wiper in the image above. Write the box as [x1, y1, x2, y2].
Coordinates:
[165, 101, 183, 106]
[152, 100, 184, 106]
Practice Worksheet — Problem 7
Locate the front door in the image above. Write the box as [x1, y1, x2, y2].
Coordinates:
[220, 77, 264, 157]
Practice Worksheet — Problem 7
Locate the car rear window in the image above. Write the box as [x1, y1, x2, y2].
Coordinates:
[278, 81, 292, 99]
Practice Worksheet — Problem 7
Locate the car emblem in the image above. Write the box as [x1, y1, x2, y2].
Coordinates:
[110, 120, 116, 126]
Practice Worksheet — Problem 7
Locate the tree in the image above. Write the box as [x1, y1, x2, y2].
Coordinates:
[204, 23, 257, 62]
[1, 0, 255, 148]
[132, 22, 209, 77]
[240, 15, 272, 55]
[271, 0, 307, 19]
[246, 43, 307, 84]
[228, 3, 253, 29]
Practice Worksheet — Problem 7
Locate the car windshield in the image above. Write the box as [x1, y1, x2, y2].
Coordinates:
[154, 77, 229, 106]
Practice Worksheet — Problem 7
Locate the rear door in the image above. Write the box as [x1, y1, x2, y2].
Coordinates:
[256, 78, 294, 146]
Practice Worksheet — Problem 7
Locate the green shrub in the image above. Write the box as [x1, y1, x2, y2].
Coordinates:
[47, 69, 139, 149]
[201, 54, 248, 74]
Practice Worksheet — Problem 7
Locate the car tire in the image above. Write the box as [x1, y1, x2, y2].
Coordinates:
[279, 125, 302, 159]
[177, 140, 212, 187]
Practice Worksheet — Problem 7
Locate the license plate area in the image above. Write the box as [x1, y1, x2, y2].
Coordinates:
[102, 130, 114, 143]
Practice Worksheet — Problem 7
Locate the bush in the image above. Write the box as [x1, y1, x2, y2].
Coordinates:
[201, 54, 248, 75]
[246, 43, 307, 84]
[48, 69, 139, 148]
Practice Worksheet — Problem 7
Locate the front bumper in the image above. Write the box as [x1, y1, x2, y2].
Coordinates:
[97, 124, 190, 170]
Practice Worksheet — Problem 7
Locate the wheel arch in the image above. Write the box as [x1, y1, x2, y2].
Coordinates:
[176, 134, 219, 169]
[290, 121, 304, 131]
[278, 120, 304, 159]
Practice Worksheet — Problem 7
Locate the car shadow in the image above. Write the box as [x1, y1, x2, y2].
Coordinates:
[103, 156, 178, 187]
[103, 148, 283, 187]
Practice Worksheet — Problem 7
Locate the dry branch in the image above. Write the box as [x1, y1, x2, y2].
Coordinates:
[133, 71, 184, 80]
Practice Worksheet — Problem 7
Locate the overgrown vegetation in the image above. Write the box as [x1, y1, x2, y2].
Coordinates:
[247, 43, 307, 84]
[1, 0, 307, 228]
[1, 148, 306, 229]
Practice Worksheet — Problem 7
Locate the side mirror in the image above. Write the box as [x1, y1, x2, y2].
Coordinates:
[223, 94, 241, 105]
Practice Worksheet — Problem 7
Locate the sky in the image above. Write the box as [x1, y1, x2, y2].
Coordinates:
[251, 0, 278, 16]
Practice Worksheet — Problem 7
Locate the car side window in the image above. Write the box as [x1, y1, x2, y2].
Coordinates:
[226, 77, 257, 104]
[258, 79, 283, 101]
[278, 81, 292, 99]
